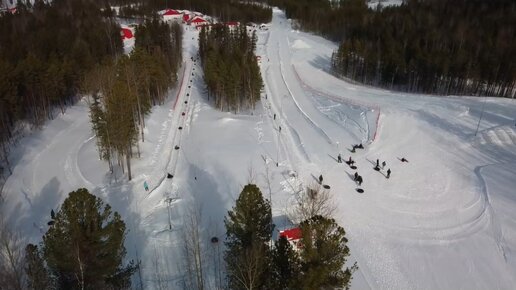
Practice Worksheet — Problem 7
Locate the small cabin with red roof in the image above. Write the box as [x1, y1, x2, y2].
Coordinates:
[182, 13, 191, 23]
[279, 227, 302, 250]
[121, 27, 134, 40]
[224, 21, 240, 31]
[190, 16, 208, 27]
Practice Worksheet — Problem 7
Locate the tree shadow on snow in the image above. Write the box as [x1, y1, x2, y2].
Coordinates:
[5, 177, 63, 242]
[307, 55, 331, 72]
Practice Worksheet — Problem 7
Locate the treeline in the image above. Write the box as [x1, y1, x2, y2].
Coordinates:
[199, 25, 263, 112]
[82, 20, 182, 181]
[115, 0, 272, 24]
[269, 0, 516, 97]
[0, 0, 122, 178]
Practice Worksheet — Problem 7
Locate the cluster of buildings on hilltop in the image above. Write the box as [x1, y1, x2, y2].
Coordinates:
[159, 9, 250, 32]
[160, 9, 209, 28]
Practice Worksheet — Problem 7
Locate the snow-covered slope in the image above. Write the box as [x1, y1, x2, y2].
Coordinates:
[2, 7, 516, 290]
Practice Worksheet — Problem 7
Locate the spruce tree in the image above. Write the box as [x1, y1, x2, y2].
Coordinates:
[270, 236, 301, 290]
[297, 215, 355, 290]
[224, 184, 274, 290]
[42, 188, 135, 289]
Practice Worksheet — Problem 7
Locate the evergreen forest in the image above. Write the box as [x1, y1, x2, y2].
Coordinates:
[83, 20, 182, 181]
[199, 24, 263, 112]
[0, 0, 122, 177]
[267, 0, 516, 97]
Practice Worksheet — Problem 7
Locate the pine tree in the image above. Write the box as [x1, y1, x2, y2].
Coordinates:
[297, 215, 355, 290]
[42, 188, 136, 289]
[270, 236, 301, 290]
[224, 184, 274, 290]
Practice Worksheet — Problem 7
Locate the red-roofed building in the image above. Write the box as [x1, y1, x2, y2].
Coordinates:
[163, 9, 182, 22]
[279, 227, 302, 249]
[182, 14, 191, 23]
[163, 9, 180, 16]
[225, 21, 239, 27]
[190, 16, 207, 27]
[224, 21, 240, 31]
[121, 28, 134, 40]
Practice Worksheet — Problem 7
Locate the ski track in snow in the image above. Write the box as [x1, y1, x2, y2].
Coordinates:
[277, 42, 334, 146]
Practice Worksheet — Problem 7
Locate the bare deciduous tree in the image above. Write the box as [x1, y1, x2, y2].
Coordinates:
[290, 182, 336, 223]
[181, 204, 205, 290]
[0, 218, 25, 290]
[230, 245, 268, 290]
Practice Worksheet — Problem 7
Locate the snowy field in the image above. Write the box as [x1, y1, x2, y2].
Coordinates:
[2, 8, 516, 290]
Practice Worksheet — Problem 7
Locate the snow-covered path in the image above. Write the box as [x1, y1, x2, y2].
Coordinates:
[2, 8, 516, 290]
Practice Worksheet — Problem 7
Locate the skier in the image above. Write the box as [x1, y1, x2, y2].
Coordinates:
[382, 161, 386, 169]
[354, 172, 359, 181]
[274, 113, 276, 120]
[319, 174, 323, 184]
[144, 181, 149, 191]
[347, 156, 352, 164]
[386, 168, 391, 178]
[337, 154, 342, 163]
[357, 175, 363, 186]
[376, 159, 380, 167]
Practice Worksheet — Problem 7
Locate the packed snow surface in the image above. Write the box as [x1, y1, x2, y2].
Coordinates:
[2, 7, 516, 290]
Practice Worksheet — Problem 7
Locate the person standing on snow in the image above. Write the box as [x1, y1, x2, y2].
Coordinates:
[382, 161, 386, 169]
[319, 174, 323, 184]
[386, 168, 391, 178]
[337, 154, 342, 163]
[357, 175, 363, 186]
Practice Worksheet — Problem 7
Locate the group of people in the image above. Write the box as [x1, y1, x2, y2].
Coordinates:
[376, 159, 393, 178]
[337, 154, 356, 167]
[375, 159, 391, 178]
[334, 141, 410, 190]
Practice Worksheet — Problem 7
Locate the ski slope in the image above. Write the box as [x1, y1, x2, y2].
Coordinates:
[2, 7, 516, 290]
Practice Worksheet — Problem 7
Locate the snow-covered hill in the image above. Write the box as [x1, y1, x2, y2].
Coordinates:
[2, 7, 516, 290]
